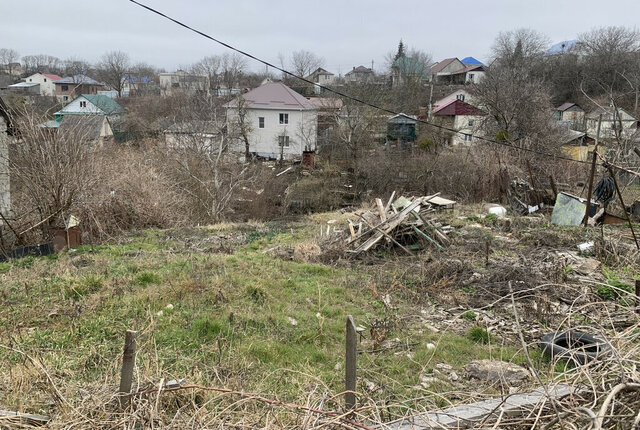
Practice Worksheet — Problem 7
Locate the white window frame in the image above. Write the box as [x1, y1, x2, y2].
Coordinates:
[279, 113, 289, 124]
[258, 117, 265, 128]
[464, 133, 472, 142]
[80, 101, 87, 108]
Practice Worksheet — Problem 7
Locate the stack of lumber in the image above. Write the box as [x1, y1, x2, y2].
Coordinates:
[346, 193, 452, 255]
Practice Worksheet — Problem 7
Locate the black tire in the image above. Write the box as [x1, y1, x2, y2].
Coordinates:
[540, 330, 612, 365]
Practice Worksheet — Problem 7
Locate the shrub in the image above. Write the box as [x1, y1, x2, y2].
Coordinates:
[467, 326, 492, 344]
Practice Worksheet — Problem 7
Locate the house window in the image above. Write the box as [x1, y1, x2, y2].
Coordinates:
[29, 78, 32, 82]
[279, 113, 289, 124]
[468, 120, 474, 127]
[468, 73, 474, 82]
[61, 85, 69, 91]
[80, 101, 87, 108]
[456, 94, 465, 102]
[464, 134, 473, 142]
[278, 135, 290, 147]
[44, 78, 47, 82]
[63, 96, 69, 101]
[258, 117, 265, 128]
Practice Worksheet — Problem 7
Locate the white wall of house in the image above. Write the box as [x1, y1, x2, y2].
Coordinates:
[452, 115, 484, 146]
[0, 117, 10, 219]
[433, 90, 474, 109]
[25, 73, 57, 96]
[228, 108, 317, 159]
[586, 116, 637, 139]
[465, 70, 485, 83]
[58, 96, 105, 115]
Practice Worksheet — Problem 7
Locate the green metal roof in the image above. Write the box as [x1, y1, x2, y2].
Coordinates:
[81, 94, 125, 115]
[392, 56, 429, 79]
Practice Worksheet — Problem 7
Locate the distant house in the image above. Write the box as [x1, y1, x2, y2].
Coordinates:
[159, 70, 208, 96]
[432, 99, 485, 146]
[586, 107, 638, 140]
[391, 56, 429, 87]
[555, 102, 584, 122]
[305, 68, 335, 94]
[224, 82, 318, 160]
[429, 58, 485, 84]
[344, 66, 374, 84]
[53, 75, 104, 102]
[546, 40, 578, 56]
[122, 75, 155, 97]
[54, 94, 125, 120]
[559, 128, 595, 161]
[387, 114, 417, 144]
[307, 97, 343, 146]
[7, 82, 40, 95]
[58, 115, 114, 146]
[22, 73, 62, 96]
[163, 121, 221, 148]
[432, 89, 474, 111]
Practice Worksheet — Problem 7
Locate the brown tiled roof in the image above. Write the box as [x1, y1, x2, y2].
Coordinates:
[429, 58, 459, 74]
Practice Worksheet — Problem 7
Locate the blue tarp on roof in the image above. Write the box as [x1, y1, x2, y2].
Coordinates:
[547, 40, 577, 55]
[461, 57, 483, 66]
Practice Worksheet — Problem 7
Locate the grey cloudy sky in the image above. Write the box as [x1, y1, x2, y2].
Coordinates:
[2, 0, 640, 75]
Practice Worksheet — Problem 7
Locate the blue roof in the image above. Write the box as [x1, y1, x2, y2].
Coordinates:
[547, 40, 577, 55]
[461, 57, 483, 66]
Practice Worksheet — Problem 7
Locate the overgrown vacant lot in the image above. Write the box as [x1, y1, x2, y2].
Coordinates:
[1, 206, 639, 428]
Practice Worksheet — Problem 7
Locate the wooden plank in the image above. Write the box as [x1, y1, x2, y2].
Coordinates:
[354, 198, 423, 253]
[384, 385, 573, 429]
[119, 329, 138, 408]
[345, 316, 357, 411]
[0, 409, 50, 426]
[375, 198, 387, 222]
[385, 191, 396, 212]
[359, 214, 413, 255]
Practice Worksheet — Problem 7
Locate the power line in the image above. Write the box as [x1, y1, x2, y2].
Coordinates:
[129, 0, 595, 165]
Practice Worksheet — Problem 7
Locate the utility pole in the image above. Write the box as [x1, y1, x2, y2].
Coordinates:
[583, 114, 602, 227]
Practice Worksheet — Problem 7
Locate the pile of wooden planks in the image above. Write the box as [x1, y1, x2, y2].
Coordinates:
[346, 193, 452, 255]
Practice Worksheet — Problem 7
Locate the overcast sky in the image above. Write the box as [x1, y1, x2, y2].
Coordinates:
[2, 0, 640, 75]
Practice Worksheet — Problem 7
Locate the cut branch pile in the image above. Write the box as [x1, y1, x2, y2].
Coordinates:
[345, 193, 452, 255]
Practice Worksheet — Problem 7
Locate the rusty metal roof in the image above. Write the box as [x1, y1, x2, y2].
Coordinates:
[433, 99, 485, 116]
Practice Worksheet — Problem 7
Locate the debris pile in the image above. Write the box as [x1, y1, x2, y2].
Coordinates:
[343, 193, 454, 255]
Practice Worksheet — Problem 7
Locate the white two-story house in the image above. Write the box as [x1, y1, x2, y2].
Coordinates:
[225, 82, 317, 160]
[22, 73, 62, 96]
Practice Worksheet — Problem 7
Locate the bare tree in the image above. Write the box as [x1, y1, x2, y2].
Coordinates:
[577, 26, 640, 110]
[290, 50, 324, 77]
[191, 55, 222, 94]
[8, 110, 98, 240]
[21, 54, 61, 75]
[161, 95, 253, 222]
[491, 28, 550, 66]
[97, 50, 131, 97]
[220, 53, 247, 94]
[0, 48, 20, 78]
[62, 56, 92, 77]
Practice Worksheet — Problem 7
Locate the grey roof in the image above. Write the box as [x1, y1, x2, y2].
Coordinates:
[58, 115, 110, 141]
[586, 107, 637, 121]
[164, 120, 220, 134]
[9, 82, 39, 88]
[54, 75, 103, 85]
[556, 102, 582, 112]
[224, 82, 316, 110]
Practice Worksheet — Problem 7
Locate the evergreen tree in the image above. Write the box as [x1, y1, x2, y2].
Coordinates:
[394, 40, 406, 61]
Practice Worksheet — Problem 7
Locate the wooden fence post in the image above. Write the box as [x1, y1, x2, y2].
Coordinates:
[118, 330, 137, 408]
[345, 315, 357, 411]
[636, 280, 640, 314]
